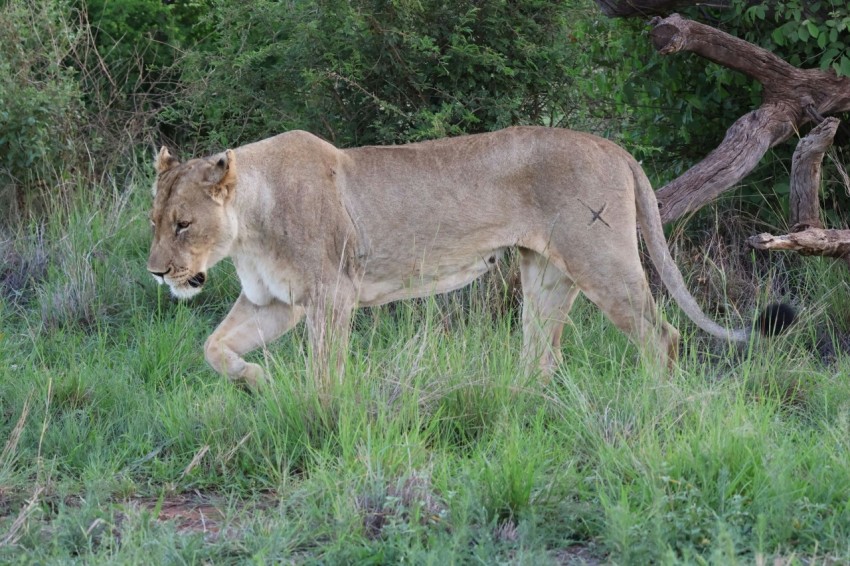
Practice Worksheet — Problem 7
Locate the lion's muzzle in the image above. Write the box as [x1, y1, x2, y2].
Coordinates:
[188, 272, 206, 288]
[147, 264, 207, 299]
[148, 267, 169, 285]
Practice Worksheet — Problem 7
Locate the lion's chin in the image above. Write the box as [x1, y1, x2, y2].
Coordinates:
[169, 284, 204, 300]
[157, 272, 206, 300]
[175, 273, 206, 299]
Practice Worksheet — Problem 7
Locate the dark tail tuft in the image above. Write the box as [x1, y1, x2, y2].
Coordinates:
[757, 303, 797, 336]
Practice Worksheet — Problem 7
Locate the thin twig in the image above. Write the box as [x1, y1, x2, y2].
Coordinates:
[181, 445, 210, 478]
[1, 394, 32, 466]
[0, 486, 43, 548]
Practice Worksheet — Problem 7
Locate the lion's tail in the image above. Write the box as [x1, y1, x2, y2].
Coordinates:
[630, 161, 770, 342]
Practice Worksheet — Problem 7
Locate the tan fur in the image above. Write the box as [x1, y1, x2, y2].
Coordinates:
[146, 127, 747, 389]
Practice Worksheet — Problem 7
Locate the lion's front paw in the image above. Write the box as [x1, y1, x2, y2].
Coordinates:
[237, 362, 268, 391]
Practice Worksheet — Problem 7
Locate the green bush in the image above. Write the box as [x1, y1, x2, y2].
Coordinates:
[82, 0, 211, 94]
[171, 0, 597, 150]
[582, 0, 850, 177]
[0, 0, 84, 221]
[0, 0, 211, 226]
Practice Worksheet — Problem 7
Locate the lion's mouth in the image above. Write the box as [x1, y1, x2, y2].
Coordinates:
[187, 272, 206, 288]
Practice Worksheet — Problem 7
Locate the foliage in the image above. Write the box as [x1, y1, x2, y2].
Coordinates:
[578, 0, 850, 182]
[84, 0, 210, 67]
[82, 0, 211, 95]
[0, 0, 212, 226]
[75, 0, 214, 183]
[171, 0, 597, 150]
[0, 0, 84, 221]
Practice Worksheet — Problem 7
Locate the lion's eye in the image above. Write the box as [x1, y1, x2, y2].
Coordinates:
[176, 221, 191, 235]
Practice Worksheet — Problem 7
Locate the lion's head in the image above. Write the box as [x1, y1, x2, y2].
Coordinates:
[147, 147, 238, 299]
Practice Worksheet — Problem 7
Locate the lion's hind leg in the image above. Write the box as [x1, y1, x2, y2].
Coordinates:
[578, 262, 680, 374]
[519, 249, 580, 380]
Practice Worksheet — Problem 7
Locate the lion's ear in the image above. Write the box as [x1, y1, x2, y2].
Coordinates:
[155, 146, 179, 175]
[152, 146, 179, 197]
[206, 149, 237, 205]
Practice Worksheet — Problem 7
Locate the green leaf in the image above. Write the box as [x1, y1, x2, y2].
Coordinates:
[807, 21, 820, 40]
[839, 55, 850, 78]
[823, 47, 841, 61]
[820, 47, 840, 69]
[686, 94, 705, 111]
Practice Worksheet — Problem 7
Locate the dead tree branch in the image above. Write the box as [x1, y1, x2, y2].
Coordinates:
[789, 117, 840, 230]
[749, 229, 850, 259]
[748, 118, 850, 266]
[646, 14, 850, 222]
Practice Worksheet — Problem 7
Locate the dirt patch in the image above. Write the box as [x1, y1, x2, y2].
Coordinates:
[135, 495, 227, 536]
[121, 492, 276, 540]
[552, 544, 605, 565]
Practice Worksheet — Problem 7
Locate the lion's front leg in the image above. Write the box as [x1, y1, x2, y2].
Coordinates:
[305, 283, 356, 394]
[204, 292, 304, 389]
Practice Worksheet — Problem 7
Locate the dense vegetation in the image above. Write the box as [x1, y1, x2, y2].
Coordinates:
[2, 0, 850, 563]
[595, 1, 850, 166]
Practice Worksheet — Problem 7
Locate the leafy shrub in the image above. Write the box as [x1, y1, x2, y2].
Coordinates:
[171, 0, 597, 150]
[82, 0, 211, 97]
[85, 0, 209, 68]
[0, 0, 211, 226]
[0, 1, 85, 222]
[581, 0, 850, 177]
[73, 0, 214, 187]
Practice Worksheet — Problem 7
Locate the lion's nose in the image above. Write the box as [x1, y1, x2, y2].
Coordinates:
[149, 268, 170, 278]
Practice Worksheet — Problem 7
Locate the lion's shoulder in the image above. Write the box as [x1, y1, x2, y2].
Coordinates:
[238, 129, 339, 158]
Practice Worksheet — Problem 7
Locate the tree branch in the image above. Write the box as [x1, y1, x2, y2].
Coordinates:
[650, 15, 793, 87]
[655, 104, 795, 223]
[747, 117, 849, 267]
[749, 228, 850, 259]
[649, 14, 850, 113]
[790, 117, 840, 230]
[646, 14, 850, 223]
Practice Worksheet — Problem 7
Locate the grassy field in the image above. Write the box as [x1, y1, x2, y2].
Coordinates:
[3, 182, 850, 564]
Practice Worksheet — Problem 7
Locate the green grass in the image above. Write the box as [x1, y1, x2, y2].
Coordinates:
[3, 187, 850, 564]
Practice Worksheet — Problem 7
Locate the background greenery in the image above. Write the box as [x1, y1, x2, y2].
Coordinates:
[2, 0, 850, 563]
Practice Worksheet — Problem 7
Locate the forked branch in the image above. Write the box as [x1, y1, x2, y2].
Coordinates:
[646, 14, 850, 222]
[748, 118, 850, 266]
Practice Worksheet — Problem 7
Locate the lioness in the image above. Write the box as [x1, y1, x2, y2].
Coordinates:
[147, 126, 785, 388]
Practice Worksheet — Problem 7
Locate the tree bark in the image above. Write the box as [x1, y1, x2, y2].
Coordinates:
[647, 14, 850, 223]
[654, 104, 794, 223]
[789, 117, 840, 230]
[749, 229, 850, 259]
[747, 117, 850, 266]
[595, 2, 850, 266]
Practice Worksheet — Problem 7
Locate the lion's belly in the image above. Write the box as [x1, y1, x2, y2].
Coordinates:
[356, 248, 506, 306]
